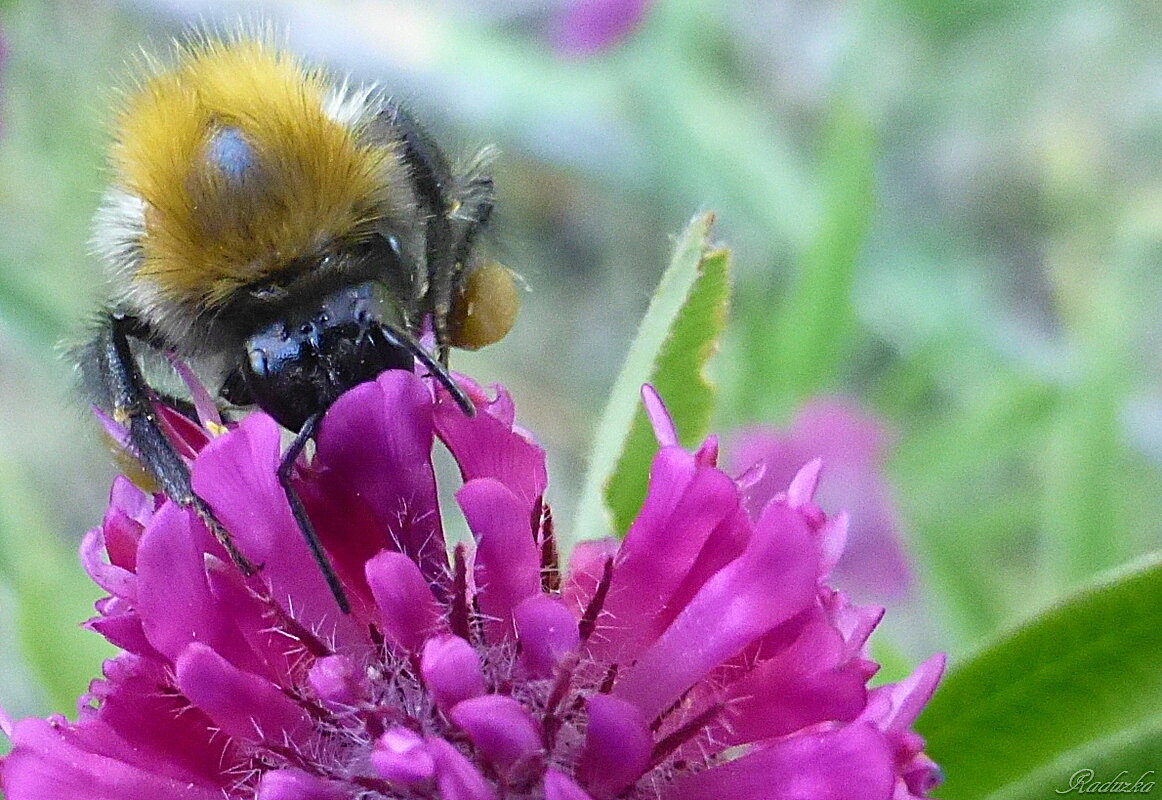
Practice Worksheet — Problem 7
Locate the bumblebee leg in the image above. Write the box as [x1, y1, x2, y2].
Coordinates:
[275, 413, 351, 614]
[430, 171, 494, 359]
[102, 313, 258, 576]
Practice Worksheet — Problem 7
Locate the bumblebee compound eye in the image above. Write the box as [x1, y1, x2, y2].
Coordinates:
[449, 260, 520, 351]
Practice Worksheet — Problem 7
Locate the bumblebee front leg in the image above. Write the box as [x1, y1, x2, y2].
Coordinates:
[276, 413, 350, 614]
[97, 312, 258, 577]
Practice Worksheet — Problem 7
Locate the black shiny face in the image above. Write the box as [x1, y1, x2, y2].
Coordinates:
[238, 281, 413, 432]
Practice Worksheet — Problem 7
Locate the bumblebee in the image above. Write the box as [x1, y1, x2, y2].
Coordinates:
[80, 35, 519, 613]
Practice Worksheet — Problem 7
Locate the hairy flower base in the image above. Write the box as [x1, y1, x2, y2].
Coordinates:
[0, 373, 944, 800]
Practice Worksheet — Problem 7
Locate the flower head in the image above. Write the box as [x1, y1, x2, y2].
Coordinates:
[1, 373, 943, 799]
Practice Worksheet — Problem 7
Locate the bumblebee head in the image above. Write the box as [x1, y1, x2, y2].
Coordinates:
[232, 281, 407, 431]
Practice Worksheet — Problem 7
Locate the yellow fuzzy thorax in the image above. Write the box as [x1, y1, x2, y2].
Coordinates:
[111, 38, 400, 307]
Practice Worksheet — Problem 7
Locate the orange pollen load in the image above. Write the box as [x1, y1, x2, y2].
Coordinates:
[451, 261, 521, 350]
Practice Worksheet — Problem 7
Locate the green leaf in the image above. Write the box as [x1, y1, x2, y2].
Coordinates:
[572, 214, 731, 539]
[916, 553, 1162, 800]
[604, 249, 732, 534]
[0, 456, 113, 713]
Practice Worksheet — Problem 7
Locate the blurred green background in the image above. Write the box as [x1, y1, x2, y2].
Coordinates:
[1, 0, 1161, 727]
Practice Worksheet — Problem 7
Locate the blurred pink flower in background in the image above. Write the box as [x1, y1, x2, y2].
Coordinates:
[552, 0, 651, 56]
[727, 398, 914, 603]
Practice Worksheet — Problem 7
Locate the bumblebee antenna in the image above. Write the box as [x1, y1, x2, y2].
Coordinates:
[379, 324, 476, 416]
